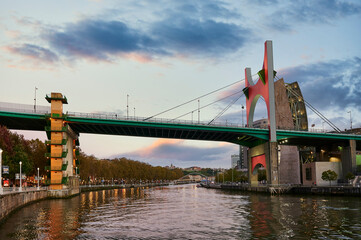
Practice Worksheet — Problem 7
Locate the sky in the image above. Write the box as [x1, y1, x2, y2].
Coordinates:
[1, 0, 361, 168]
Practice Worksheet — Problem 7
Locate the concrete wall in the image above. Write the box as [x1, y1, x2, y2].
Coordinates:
[279, 145, 301, 184]
[0, 190, 48, 223]
[302, 162, 342, 186]
[315, 162, 342, 186]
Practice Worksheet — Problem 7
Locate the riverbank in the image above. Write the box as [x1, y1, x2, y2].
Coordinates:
[203, 183, 361, 196]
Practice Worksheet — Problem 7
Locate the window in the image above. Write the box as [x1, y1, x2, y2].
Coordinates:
[306, 168, 312, 180]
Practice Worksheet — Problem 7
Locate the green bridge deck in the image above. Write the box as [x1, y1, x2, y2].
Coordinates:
[1, 110, 360, 149]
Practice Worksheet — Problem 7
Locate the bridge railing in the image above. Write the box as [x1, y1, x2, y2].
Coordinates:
[0, 101, 346, 134]
[66, 111, 245, 128]
[0, 102, 50, 115]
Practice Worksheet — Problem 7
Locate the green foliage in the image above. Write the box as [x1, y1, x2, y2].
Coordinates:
[215, 168, 248, 183]
[0, 126, 36, 178]
[345, 172, 355, 180]
[78, 152, 184, 182]
[0, 125, 183, 183]
[321, 170, 338, 186]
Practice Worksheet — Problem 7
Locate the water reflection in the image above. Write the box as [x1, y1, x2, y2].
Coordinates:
[1, 186, 361, 239]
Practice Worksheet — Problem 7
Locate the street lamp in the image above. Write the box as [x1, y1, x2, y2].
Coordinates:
[37, 167, 40, 190]
[134, 107, 135, 119]
[127, 94, 129, 119]
[198, 99, 200, 124]
[76, 167, 78, 178]
[347, 111, 352, 130]
[19, 161, 22, 192]
[0, 148, 3, 195]
[34, 87, 38, 113]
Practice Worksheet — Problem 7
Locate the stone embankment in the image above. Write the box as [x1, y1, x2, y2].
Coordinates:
[205, 183, 361, 196]
[0, 189, 48, 223]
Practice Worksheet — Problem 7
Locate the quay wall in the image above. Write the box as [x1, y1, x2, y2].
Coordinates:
[291, 186, 361, 196]
[0, 190, 48, 223]
[209, 184, 361, 196]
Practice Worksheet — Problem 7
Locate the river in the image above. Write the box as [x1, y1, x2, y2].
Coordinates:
[0, 184, 361, 239]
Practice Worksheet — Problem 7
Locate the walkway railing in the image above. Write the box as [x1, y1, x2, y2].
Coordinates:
[0, 186, 49, 195]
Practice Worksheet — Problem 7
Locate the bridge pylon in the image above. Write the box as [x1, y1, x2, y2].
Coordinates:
[244, 41, 301, 185]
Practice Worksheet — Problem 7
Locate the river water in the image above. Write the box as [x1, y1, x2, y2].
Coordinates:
[1, 184, 361, 239]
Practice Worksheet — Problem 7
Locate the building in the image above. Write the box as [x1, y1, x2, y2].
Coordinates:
[231, 154, 239, 169]
[239, 146, 248, 169]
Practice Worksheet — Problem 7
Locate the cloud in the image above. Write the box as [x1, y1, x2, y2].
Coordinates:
[258, 0, 361, 31]
[280, 57, 361, 110]
[4, 44, 59, 63]
[279, 57, 361, 129]
[115, 138, 237, 167]
[4, 1, 251, 65]
[151, 18, 249, 58]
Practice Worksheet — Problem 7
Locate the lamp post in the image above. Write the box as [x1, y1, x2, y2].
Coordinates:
[19, 161, 22, 192]
[37, 167, 40, 190]
[134, 107, 135, 119]
[348, 111, 352, 130]
[127, 94, 129, 119]
[0, 148, 3, 195]
[241, 105, 244, 127]
[198, 99, 200, 124]
[34, 87, 38, 113]
[76, 167, 78, 177]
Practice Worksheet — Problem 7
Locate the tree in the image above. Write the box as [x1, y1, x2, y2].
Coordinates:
[345, 172, 355, 184]
[321, 170, 338, 186]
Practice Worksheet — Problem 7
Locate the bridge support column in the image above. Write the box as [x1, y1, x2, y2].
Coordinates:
[341, 140, 357, 177]
[267, 142, 279, 185]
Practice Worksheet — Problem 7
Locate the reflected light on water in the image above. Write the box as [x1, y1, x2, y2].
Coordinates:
[1, 185, 361, 239]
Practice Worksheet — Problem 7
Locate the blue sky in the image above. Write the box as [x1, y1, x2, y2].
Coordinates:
[1, 0, 361, 168]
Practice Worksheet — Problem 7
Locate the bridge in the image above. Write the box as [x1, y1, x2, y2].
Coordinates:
[0, 40, 360, 192]
[0, 108, 360, 149]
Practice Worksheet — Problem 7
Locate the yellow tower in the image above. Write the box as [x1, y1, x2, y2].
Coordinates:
[45, 93, 79, 190]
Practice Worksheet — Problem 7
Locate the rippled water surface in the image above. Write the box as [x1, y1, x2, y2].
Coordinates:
[1, 185, 361, 239]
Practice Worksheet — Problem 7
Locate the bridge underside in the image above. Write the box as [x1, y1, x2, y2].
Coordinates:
[1, 111, 361, 150]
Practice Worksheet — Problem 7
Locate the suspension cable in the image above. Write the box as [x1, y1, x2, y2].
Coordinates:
[170, 90, 244, 121]
[143, 74, 257, 121]
[277, 76, 341, 132]
[208, 91, 245, 125]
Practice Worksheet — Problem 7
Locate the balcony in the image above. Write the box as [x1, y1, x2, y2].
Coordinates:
[44, 125, 68, 132]
[44, 162, 68, 171]
[45, 138, 68, 145]
[44, 177, 68, 185]
[45, 149, 68, 158]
